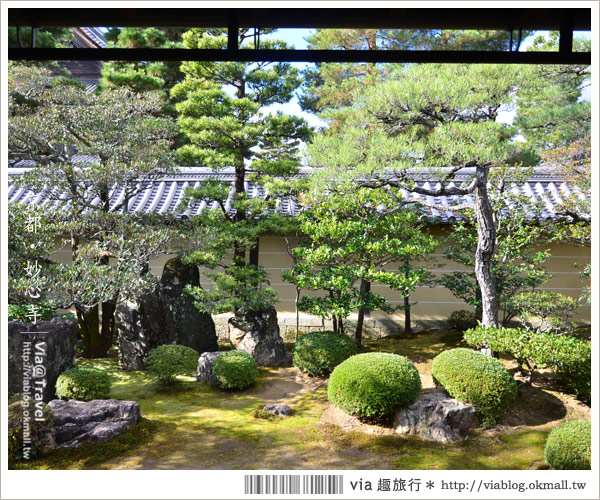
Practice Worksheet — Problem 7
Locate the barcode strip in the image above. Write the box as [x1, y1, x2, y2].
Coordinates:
[244, 474, 343, 494]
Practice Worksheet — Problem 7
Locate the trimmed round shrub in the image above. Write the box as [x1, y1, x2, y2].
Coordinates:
[448, 310, 479, 332]
[327, 352, 421, 421]
[145, 344, 199, 385]
[8, 396, 54, 461]
[212, 350, 258, 390]
[293, 331, 357, 377]
[56, 367, 111, 401]
[544, 420, 591, 470]
[431, 348, 517, 427]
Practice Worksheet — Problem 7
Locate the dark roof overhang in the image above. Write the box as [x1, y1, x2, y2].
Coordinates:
[8, 7, 591, 65]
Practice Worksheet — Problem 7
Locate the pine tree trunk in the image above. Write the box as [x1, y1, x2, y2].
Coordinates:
[295, 287, 300, 340]
[475, 281, 483, 321]
[100, 300, 116, 354]
[403, 259, 412, 334]
[355, 311, 363, 346]
[75, 187, 118, 358]
[233, 162, 247, 266]
[404, 295, 412, 334]
[473, 166, 499, 339]
[77, 305, 99, 358]
[355, 278, 369, 347]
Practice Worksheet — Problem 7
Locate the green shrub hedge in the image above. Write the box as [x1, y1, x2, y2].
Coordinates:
[8, 396, 54, 461]
[464, 325, 591, 401]
[55, 367, 111, 401]
[145, 344, 199, 385]
[448, 310, 479, 332]
[293, 331, 357, 377]
[529, 333, 591, 401]
[327, 352, 421, 421]
[212, 350, 258, 390]
[431, 348, 517, 427]
[544, 420, 591, 470]
[463, 326, 531, 366]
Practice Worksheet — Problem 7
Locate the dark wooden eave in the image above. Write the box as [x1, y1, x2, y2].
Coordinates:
[8, 7, 592, 65]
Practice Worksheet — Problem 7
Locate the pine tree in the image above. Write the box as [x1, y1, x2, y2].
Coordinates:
[308, 63, 536, 328]
[172, 28, 312, 316]
[8, 64, 178, 357]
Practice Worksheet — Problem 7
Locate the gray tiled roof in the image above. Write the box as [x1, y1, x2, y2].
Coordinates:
[7, 166, 588, 222]
[79, 27, 108, 49]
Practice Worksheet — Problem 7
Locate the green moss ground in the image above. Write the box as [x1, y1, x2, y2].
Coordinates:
[11, 331, 589, 470]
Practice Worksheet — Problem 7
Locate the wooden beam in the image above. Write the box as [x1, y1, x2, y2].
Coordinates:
[559, 10, 574, 53]
[227, 10, 238, 51]
[7, 7, 592, 30]
[9, 47, 592, 65]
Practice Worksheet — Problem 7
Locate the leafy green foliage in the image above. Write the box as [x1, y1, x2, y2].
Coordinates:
[292, 331, 357, 377]
[516, 32, 590, 150]
[328, 353, 422, 421]
[447, 310, 479, 332]
[8, 396, 54, 462]
[431, 348, 517, 427]
[302, 29, 530, 126]
[144, 345, 199, 385]
[464, 326, 532, 368]
[463, 325, 590, 401]
[212, 351, 258, 391]
[283, 187, 436, 337]
[507, 290, 578, 334]
[56, 367, 111, 401]
[544, 420, 591, 470]
[186, 263, 278, 315]
[529, 334, 591, 401]
[102, 27, 185, 95]
[8, 304, 55, 322]
[8, 27, 73, 49]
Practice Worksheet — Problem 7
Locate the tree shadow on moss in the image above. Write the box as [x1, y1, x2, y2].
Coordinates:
[362, 331, 466, 364]
[503, 382, 567, 426]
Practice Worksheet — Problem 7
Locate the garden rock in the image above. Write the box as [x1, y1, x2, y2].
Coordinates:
[394, 388, 476, 442]
[48, 399, 141, 448]
[195, 351, 224, 384]
[262, 404, 292, 417]
[229, 306, 292, 366]
[160, 257, 218, 354]
[8, 318, 78, 402]
[116, 288, 177, 370]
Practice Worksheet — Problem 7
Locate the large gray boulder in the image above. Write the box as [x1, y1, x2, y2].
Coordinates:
[394, 389, 477, 442]
[115, 288, 177, 370]
[8, 318, 78, 402]
[229, 306, 292, 366]
[48, 399, 141, 448]
[195, 351, 223, 384]
[160, 257, 218, 354]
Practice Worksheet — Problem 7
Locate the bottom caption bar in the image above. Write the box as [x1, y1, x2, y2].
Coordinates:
[244, 474, 344, 494]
